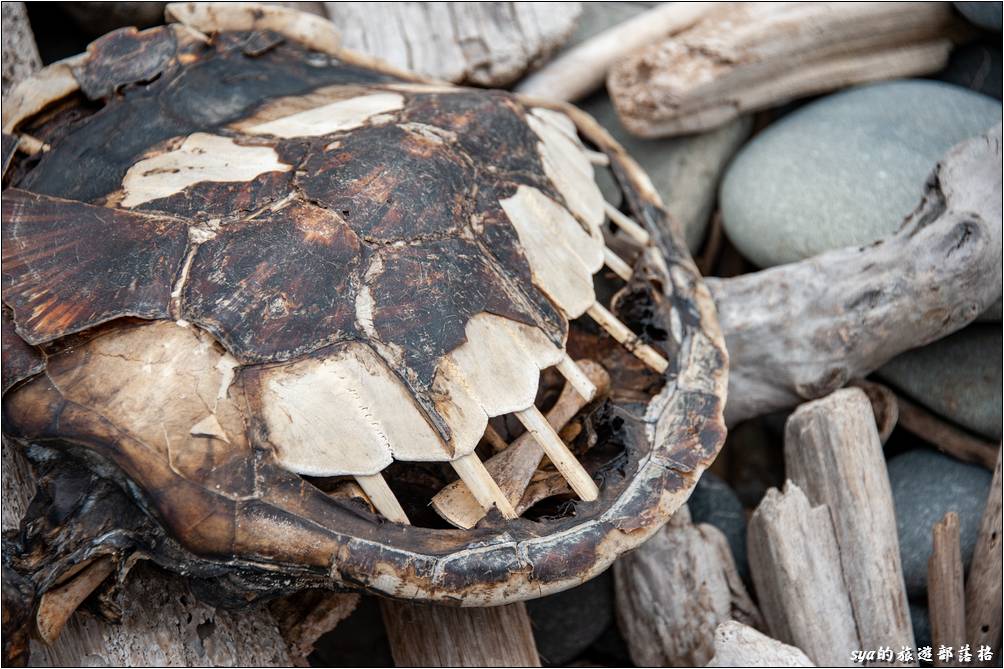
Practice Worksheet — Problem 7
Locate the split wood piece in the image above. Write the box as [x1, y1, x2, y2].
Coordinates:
[784, 388, 916, 661]
[607, 2, 960, 137]
[603, 246, 633, 281]
[514, 404, 598, 502]
[965, 448, 1003, 660]
[450, 452, 517, 520]
[587, 302, 668, 374]
[895, 392, 998, 470]
[708, 125, 1002, 426]
[432, 359, 609, 529]
[35, 556, 116, 645]
[604, 201, 651, 245]
[270, 591, 360, 664]
[706, 621, 815, 668]
[482, 425, 510, 454]
[929, 512, 966, 668]
[748, 482, 860, 667]
[614, 505, 764, 667]
[354, 472, 410, 525]
[583, 148, 610, 166]
[515, 2, 716, 102]
[380, 600, 540, 667]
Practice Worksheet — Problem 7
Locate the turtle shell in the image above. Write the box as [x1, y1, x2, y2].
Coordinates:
[0, 1, 727, 627]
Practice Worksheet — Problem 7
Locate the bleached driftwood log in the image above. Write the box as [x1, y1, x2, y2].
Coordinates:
[614, 506, 763, 667]
[748, 483, 859, 666]
[784, 388, 916, 663]
[706, 621, 815, 668]
[965, 449, 1003, 660]
[514, 2, 714, 102]
[323, 2, 581, 87]
[607, 2, 961, 137]
[708, 125, 1003, 426]
[928, 512, 966, 667]
[380, 601, 540, 666]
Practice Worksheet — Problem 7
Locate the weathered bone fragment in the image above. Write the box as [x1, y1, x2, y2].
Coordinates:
[608, 2, 962, 137]
[35, 557, 115, 645]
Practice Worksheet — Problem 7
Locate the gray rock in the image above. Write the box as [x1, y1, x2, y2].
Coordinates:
[978, 295, 1003, 321]
[1, 2, 40, 95]
[937, 39, 1003, 99]
[565, 1, 658, 47]
[526, 569, 613, 666]
[720, 80, 1001, 268]
[61, 2, 168, 37]
[878, 325, 1002, 441]
[581, 92, 752, 253]
[955, 2, 1003, 31]
[688, 471, 749, 583]
[910, 599, 932, 650]
[888, 449, 993, 599]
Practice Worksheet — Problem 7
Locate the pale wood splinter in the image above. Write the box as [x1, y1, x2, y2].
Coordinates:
[556, 353, 598, 401]
[451, 452, 518, 519]
[355, 472, 410, 525]
[604, 201, 651, 245]
[587, 302, 669, 374]
[482, 425, 510, 453]
[514, 404, 598, 501]
[603, 246, 634, 282]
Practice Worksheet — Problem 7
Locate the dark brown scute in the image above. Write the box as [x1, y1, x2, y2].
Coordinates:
[70, 26, 179, 100]
[1, 189, 188, 345]
[1, 133, 17, 179]
[1, 307, 44, 395]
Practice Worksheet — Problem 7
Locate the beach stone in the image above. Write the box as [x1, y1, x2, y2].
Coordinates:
[910, 600, 932, 650]
[937, 39, 1003, 99]
[582, 92, 752, 253]
[878, 324, 1002, 441]
[955, 2, 1003, 31]
[720, 80, 1001, 268]
[526, 569, 614, 666]
[687, 471, 749, 583]
[888, 449, 993, 599]
[566, 1, 657, 46]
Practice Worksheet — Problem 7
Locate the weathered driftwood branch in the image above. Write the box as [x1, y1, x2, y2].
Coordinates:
[929, 512, 967, 668]
[607, 2, 961, 137]
[965, 448, 1003, 660]
[895, 392, 998, 470]
[748, 482, 859, 666]
[514, 2, 714, 102]
[270, 591, 360, 665]
[784, 389, 916, 661]
[323, 2, 581, 87]
[709, 125, 1003, 426]
[380, 601, 540, 666]
[706, 621, 814, 668]
[850, 379, 899, 444]
[613, 506, 763, 667]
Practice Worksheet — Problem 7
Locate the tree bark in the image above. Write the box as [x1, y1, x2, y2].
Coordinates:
[928, 512, 966, 668]
[784, 388, 916, 665]
[614, 506, 763, 667]
[708, 124, 1003, 426]
[380, 601, 540, 667]
[748, 482, 859, 666]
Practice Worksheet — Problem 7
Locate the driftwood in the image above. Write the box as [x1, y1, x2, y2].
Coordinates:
[270, 591, 360, 664]
[613, 506, 763, 667]
[708, 124, 1003, 426]
[323, 2, 581, 87]
[851, 379, 899, 444]
[607, 2, 960, 137]
[514, 2, 714, 102]
[380, 601, 540, 666]
[895, 392, 999, 470]
[706, 621, 814, 668]
[928, 512, 966, 668]
[784, 388, 916, 663]
[0, 2, 40, 96]
[965, 448, 1003, 660]
[748, 483, 859, 666]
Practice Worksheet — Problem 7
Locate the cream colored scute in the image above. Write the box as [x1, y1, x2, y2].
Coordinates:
[243, 92, 404, 138]
[258, 342, 450, 476]
[527, 108, 606, 230]
[120, 133, 290, 208]
[500, 185, 604, 318]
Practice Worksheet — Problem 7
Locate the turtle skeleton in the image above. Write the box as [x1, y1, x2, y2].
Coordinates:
[1, 3, 727, 657]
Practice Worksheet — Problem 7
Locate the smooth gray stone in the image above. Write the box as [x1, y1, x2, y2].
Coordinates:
[910, 599, 932, 650]
[720, 80, 1001, 268]
[565, 1, 658, 47]
[955, 1, 1003, 31]
[888, 449, 993, 599]
[581, 92, 752, 253]
[878, 325, 1002, 441]
[937, 39, 1003, 99]
[978, 296, 1003, 321]
[688, 471, 749, 584]
[526, 569, 613, 666]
